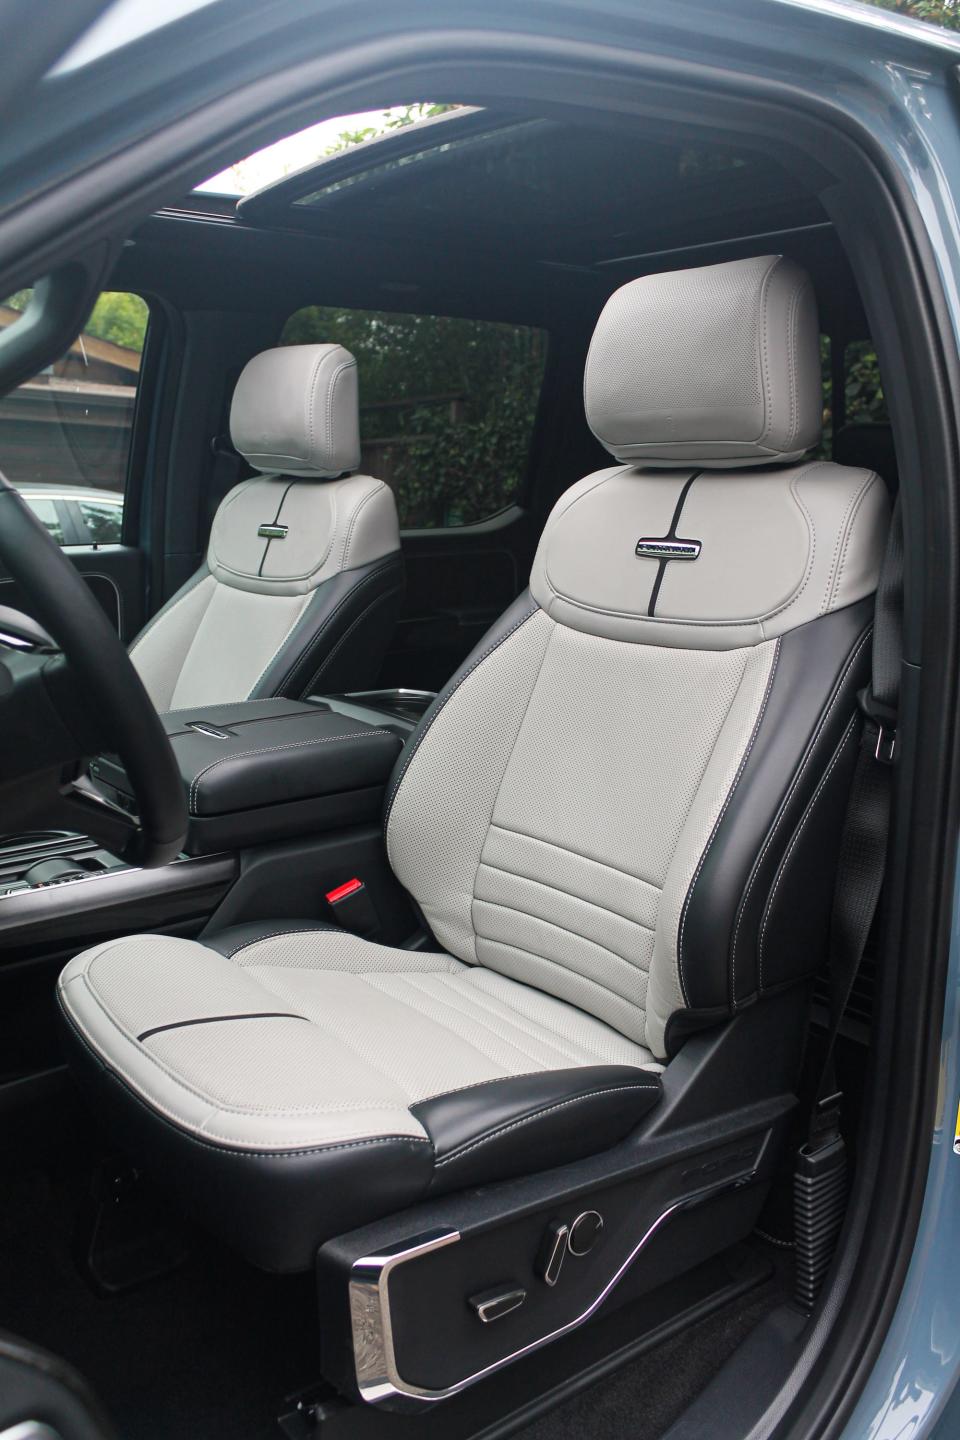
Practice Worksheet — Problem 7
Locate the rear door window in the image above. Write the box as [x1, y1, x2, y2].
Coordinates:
[280, 306, 548, 529]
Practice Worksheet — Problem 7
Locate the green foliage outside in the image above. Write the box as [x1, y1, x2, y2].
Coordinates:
[818, 336, 888, 457]
[4, 289, 148, 354]
[283, 306, 546, 527]
[83, 291, 149, 352]
[329, 102, 456, 151]
[858, 0, 960, 27]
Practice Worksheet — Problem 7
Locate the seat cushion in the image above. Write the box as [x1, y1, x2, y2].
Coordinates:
[58, 925, 661, 1271]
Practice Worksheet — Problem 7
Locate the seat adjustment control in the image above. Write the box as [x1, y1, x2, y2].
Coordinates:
[468, 1285, 526, 1323]
[568, 1209, 604, 1256]
[537, 1221, 569, 1287]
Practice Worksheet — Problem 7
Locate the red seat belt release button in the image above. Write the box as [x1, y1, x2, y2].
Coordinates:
[325, 878, 379, 936]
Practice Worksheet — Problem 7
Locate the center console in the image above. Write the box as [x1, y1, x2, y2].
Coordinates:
[90, 697, 410, 855]
[0, 688, 435, 950]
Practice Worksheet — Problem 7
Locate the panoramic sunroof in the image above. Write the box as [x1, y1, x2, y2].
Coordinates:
[227, 107, 816, 269]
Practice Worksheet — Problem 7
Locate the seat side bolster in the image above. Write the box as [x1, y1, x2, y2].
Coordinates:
[250, 552, 405, 700]
[671, 599, 874, 1051]
[128, 565, 217, 712]
[58, 997, 434, 1274]
[383, 589, 541, 839]
[412, 1065, 661, 1195]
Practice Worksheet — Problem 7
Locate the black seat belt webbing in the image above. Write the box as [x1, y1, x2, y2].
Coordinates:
[794, 498, 902, 1309]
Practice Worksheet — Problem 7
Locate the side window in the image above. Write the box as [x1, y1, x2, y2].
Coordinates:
[818, 334, 832, 457]
[23, 496, 66, 544]
[843, 340, 887, 426]
[280, 306, 548, 528]
[0, 290, 149, 545]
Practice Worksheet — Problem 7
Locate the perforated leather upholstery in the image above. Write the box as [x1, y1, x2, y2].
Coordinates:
[60, 257, 889, 1270]
[130, 344, 403, 712]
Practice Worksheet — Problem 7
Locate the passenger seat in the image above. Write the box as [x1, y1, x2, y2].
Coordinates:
[129, 344, 404, 711]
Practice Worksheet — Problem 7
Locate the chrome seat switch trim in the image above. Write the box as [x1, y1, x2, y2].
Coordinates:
[469, 1285, 527, 1323]
[537, 1221, 569, 1287]
[348, 1167, 760, 1409]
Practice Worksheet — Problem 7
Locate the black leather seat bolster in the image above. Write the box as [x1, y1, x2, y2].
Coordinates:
[412, 1065, 661, 1195]
[60, 983, 660, 1272]
[252, 553, 405, 701]
[58, 1000, 434, 1274]
[673, 598, 874, 1051]
[202, 920, 343, 957]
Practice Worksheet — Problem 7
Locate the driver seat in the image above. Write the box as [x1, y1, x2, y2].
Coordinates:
[58, 256, 889, 1278]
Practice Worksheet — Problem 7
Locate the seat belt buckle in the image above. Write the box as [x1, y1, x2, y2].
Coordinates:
[325, 878, 379, 937]
[858, 687, 897, 766]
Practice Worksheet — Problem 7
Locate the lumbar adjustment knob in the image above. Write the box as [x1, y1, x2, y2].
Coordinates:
[568, 1210, 604, 1257]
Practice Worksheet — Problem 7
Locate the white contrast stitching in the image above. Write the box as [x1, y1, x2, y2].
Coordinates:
[826, 473, 881, 612]
[188, 729, 390, 813]
[757, 714, 859, 984]
[434, 1083, 659, 1165]
[677, 638, 781, 1009]
[383, 600, 539, 842]
[340, 480, 387, 569]
[299, 575, 403, 692]
[729, 625, 871, 982]
[267, 558, 401, 695]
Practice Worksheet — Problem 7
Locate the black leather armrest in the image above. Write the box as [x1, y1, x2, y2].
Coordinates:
[170, 703, 401, 817]
[91, 700, 402, 855]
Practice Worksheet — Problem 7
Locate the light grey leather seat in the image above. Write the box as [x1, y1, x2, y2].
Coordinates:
[59, 255, 889, 1273]
[129, 343, 403, 711]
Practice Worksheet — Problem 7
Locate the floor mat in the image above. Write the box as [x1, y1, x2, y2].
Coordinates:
[1, 1091, 794, 1440]
[0, 1164, 319, 1440]
[508, 1248, 792, 1440]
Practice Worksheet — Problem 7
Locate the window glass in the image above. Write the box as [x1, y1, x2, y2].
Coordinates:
[280, 306, 547, 528]
[22, 497, 65, 544]
[77, 497, 124, 545]
[818, 334, 832, 458]
[844, 341, 888, 426]
[0, 290, 148, 545]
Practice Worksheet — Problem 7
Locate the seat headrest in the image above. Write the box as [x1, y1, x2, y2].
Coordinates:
[230, 344, 361, 478]
[584, 255, 822, 469]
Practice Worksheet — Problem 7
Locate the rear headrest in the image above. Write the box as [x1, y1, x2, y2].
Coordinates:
[584, 255, 822, 469]
[230, 344, 361, 478]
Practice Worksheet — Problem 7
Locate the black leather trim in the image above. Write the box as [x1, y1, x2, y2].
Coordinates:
[251, 553, 405, 701]
[137, 1011, 307, 1042]
[202, 919, 342, 957]
[676, 600, 874, 1040]
[59, 998, 434, 1274]
[756, 715, 861, 996]
[411, 1065, 661, 1195]
[168, 704, 402, 817]
[383, 589, 540, 836]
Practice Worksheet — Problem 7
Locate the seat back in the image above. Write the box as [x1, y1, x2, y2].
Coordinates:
[385, 256, 889, 1060]
[130, 344, 403, 711]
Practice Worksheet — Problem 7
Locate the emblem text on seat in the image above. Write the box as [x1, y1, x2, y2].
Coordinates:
[635, 537, 701, 560]
[258, 523, 289, 540]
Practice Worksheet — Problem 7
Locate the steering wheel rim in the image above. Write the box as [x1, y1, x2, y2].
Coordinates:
[0, 475, 187, 866]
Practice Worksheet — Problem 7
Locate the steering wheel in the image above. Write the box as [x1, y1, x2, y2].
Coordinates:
[0, 474, 187, 867]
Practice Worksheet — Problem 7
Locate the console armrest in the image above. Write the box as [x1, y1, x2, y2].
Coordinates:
[91, 699, 402, 855]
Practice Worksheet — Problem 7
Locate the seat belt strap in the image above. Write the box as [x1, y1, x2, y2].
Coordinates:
[794, 499, 902, 1310]
[808, 495, 903, 1145]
